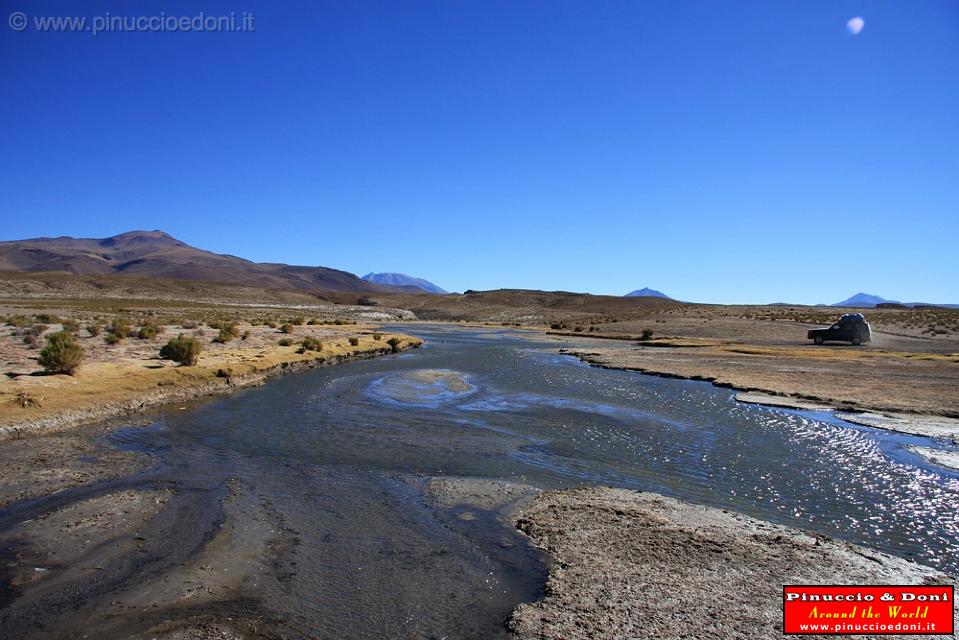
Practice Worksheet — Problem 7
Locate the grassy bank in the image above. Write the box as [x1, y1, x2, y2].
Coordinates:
[1, 331, 421, 439]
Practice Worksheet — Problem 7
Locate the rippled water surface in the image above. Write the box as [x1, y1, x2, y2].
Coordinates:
[7, 325, 958, 638]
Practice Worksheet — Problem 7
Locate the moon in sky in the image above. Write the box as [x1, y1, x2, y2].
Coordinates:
[847, 16, 865, 35]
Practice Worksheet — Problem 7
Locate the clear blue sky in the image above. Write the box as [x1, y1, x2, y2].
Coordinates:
[2, 1, 957, 304]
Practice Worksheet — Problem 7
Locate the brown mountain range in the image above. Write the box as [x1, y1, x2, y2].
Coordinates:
[0, 230, 379, 294]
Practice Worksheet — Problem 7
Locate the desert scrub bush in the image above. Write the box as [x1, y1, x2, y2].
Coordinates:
[61, 319, 80, 334]
[298, 336, 323, 353]
[38, 331, 85, 375]
[640, 328, 654, 341]
[241, 330, 251, 340]
[372, 332, 382, 341]
[109, 318, 133, 339]
[307, 318, 320, 325]
[265, 321, 277, 329]
[35, 313, 60, 324]
[23, 324, 48, 348]
[104, 333, 120, 345]
[278, 337, 294, 347]
[85, 323, 103, 337]
[289, 317, 305, 326]
[386, 337, 402, 353]
[279, 323, 294, 334]
[180, 319, 199, 329]
[348, 337, 359, 346]
[138, 321, 162, 340]
[7, 315, 32, 328]
[213, 322, 240, 343]
[159, 334, 202, 366]
[550, 323, 562, 330]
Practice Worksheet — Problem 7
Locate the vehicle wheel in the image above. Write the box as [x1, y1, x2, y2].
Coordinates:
[852, 337, 862, 346]
[814, 336, 824, 345]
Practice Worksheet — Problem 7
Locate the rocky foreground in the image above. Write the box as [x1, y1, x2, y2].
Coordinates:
[509, 487, 955, 640]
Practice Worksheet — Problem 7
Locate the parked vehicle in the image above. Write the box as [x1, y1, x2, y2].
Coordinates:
[807, 313, 872, 346]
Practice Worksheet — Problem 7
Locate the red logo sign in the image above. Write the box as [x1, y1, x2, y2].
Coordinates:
[783, 585, 954, 635]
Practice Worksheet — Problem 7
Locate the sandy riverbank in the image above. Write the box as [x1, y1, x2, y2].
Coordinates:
[508, 487, 956, 640]
[0, 320, 423, 639]
[558, 341, 959, 419]
[0, 315, 422, 530]
[0, 324, 421, 439]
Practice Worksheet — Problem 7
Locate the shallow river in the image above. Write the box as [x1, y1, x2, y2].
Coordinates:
[2, 325, 958, 638]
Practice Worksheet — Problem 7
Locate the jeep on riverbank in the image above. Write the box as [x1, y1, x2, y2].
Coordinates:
[807, 313, 872, 346]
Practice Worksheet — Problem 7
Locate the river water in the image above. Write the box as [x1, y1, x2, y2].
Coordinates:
[2, 325, 958, 638]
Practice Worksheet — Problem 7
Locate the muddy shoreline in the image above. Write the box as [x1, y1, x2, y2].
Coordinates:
[507, 487, 957, 640]
[560, 346, 959, 423]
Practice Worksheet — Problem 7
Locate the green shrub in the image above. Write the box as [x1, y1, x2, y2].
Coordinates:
[38, 331, 84, 375]
[109, 318, 133, 339]
[241, 330, 251, 340]
[278, 337, 294, 346]
[265, 321, 277, 329]
[372, 332, 382, 341]
[550, 323, 562, 330]
[104, 333, 120, 345]
[298, 336, 323, 353]
[138, 322, 161, 340]
[307, 319, 320, 325]
[289, 317, 305, 326]
[213, 322, 240, 343]
[86, 323, 102, 337]
[386, 337, 401, 353]
[280, 323, 294, 334]
[61, 319, 80, 334]
[640, 328, 654, 341]
[36, 313, 60, 324]
[348, 337, 359, 346]
[159, 334, 202, 366]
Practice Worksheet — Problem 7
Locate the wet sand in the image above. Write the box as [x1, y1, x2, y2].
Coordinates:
[509, 487, 956, 640]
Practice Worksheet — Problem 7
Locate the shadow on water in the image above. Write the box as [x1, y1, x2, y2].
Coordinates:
[1, 324, 958, 638]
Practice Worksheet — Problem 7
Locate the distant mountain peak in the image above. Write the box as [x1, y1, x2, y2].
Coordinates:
[0, 230, 376, 293]
[624, 287, 671, 299]
[99, 230, 185, 248]
[362, 272, 447, 294]
[832, 292, 897, 308]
